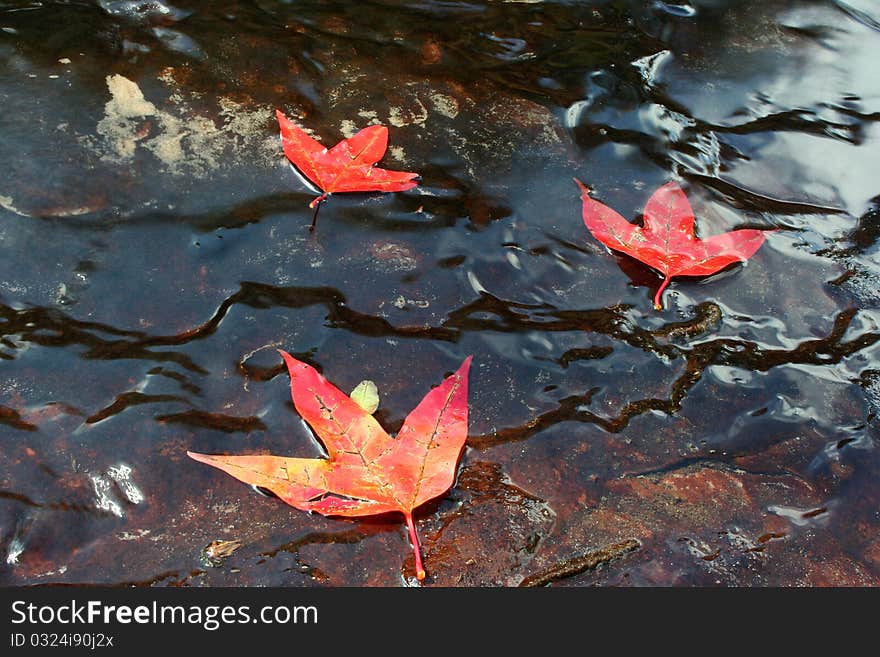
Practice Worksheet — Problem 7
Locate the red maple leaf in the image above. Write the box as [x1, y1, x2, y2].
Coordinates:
[276, 110, 419, 229]
[188, 350, 471, 582]
[575, 179, 768, 310]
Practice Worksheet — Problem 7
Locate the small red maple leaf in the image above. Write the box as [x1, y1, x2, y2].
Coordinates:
[276, 110, 419, 229]
[575, 179, 769, 310]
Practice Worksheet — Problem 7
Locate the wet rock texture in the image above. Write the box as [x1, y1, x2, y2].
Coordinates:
[1, 1, 879, 587]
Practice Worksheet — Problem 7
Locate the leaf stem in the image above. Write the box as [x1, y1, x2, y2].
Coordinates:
[404, 511, 426, 581]
[654, 276, 672, 310]
[308, 194, 329, 231]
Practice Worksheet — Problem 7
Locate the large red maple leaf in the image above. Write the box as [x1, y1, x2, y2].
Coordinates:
[575, 179, 768, 310]
[276, 110, 419, 228]
[188, 350, 471, 582]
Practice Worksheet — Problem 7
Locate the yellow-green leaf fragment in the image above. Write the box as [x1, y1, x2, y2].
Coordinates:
[350, 380, 379, 414]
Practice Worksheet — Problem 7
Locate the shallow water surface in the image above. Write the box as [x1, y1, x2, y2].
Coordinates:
[1, 0, 879, 586]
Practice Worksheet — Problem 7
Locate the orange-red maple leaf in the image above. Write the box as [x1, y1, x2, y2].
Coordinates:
[188, 350, 471, 582]
[276, 110, 419, 227]
[575, 179, 768, 310]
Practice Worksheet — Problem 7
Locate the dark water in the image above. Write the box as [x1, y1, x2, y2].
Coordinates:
[1, 0, 879, 586]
